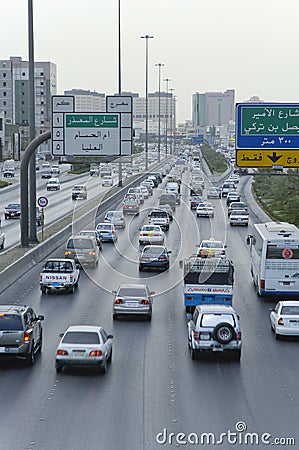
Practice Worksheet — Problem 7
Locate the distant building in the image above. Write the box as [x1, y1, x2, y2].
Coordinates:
[0, 56, 56, 157]
[64, 89, 106, 111]
[192, 89, 235, 128]
[64, 89, 176, 135]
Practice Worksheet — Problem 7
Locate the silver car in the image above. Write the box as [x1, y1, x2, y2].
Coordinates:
[112, 284, 155, 320]
[104, 211, 126, 229]
[187, 305, 242, 360]
[55, 325, 113, 374]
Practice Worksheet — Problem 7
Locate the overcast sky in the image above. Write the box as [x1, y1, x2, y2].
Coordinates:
[1, 0, 299, 122]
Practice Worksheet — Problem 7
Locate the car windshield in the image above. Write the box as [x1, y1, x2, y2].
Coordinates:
[97, 224, 112, 230]
[0, 314, 23, 331]
[107, 212, 121, 218]
[62, 331, 100, 344]
[73, 186, 84, 190]
[118, 287, 147, 297]
[67, 238, 94, 250]
[281, 306, 299, 315]
[6, 204, 20, 209]
[201, 313, 235, 327]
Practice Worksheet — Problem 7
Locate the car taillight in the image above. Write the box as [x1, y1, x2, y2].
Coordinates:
[224, 297, 231, 302]
[70, 274, 73, 281]
[193, 331, 199, 340]
[186, 296, 193, 301]
[65, 251, 72, 256]
[157, 233, 162, 236]
[88, 251, 96, 255]
[221, 250, 225, 255]
[24, 332, 30, 343]
[141, 299, 149, 304]
[140, 233, 145, 237]
[159, 256, 167, 261]
[260, 279, 265, 290]
[57, 349, 68, 356]
[39, 273, 42, 281]
[278, 317, 284, 326]
[112, 231, 115, 235]
[89, 350, 102, 357]
[114, 298, 123, 304]
[237, 331, 242, 341]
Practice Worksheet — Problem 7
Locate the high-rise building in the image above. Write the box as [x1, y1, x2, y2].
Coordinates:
[64, 89, 106, 111]
[0, 56, 56, 128]
[192, 89, 235, 128]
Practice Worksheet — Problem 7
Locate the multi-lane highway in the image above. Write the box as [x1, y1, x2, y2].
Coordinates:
[0, 165, 297, 450]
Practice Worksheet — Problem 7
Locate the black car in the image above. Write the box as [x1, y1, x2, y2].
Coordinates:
[139, 245, 171, 271]
[0, 305, 44, 365]
[4, 203, 21, 219]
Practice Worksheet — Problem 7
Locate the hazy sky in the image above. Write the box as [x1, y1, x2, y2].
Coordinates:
[1, 0, 299, 122]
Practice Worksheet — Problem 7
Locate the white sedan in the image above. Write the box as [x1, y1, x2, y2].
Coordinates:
[270, 301, 299, 339]
[139, 225, 165, 245]
[229, 209, 249, 226]
[55, 325, 113, 374]
[196, 202, 214, 218]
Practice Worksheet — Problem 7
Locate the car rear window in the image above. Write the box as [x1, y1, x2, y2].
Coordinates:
[118, 287, 147, 297]
[143, 247, 165, 256]
[44, 261, 74, 272]
[281, 306, 299, 315]
[201, 314, 235, 327]
[67, 238, 94, 250]
[150, 211, 167, 218]
[62, 331, 100, 344]
[0, 314, 23, 330]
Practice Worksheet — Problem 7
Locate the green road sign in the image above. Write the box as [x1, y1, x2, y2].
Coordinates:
[65, 114, 119, 128]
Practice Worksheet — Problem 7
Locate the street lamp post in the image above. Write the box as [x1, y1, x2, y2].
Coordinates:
[141, 35, 154, 171]
[169, 88, 175, 155]
[155, 63, 164, 163]
[117, 0, 123, 187]
[164, 78, 171, 157]
[173, 95, 177, 155]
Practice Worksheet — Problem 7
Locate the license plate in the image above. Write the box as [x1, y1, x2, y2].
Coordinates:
[212, 346, 223, 352]
[126, 302, 139, 307]
[283, 281, 290, 286]
[72, 351, 85, 356]
[52, 282, 61, 287]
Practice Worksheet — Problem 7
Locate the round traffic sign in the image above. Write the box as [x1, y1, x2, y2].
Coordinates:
[38, 196, 48, 208]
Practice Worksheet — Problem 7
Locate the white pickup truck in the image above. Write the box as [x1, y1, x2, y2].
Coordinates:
[39, 258, 80, 294]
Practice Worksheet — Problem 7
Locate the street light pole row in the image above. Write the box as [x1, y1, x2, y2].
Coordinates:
[141, 35, 154, 171]
[155, 63, 164, 163]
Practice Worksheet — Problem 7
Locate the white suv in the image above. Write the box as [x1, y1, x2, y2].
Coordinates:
[187, 305, 242, 361]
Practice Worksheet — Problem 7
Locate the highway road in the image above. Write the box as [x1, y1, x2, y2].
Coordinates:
[0, 166, 297, 450]
[0, 163, 141, 252]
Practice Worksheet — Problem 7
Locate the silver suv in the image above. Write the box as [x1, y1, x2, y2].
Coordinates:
[187, 305, 242, 361]
[0, 305, 44, 365]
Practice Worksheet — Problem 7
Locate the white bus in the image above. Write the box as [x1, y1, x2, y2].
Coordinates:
[247, 222, 299, 297]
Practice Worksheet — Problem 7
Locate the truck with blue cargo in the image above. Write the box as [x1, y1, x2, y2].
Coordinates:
[180, 256, 234, 313]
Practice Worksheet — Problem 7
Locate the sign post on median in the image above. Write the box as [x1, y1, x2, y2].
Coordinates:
[37, 196, 48, 242]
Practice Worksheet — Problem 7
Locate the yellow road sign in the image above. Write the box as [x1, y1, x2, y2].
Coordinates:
[236, 149, 299, 167]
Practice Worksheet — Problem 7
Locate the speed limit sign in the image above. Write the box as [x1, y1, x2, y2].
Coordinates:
[37, 196, 48, 208]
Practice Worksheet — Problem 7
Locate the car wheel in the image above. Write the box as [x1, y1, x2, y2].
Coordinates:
[107, 348, 112, 363]
[113, 314, 118, 320]
[74, 279, 79, 288]
[139, 265, 143, 272]
[25, 345, 35, 366]
[41, 286, 46, 294]
[4, 215, 8, 220]
[275, 330, 280, 340]
[0, 241, 4, 250]
[213, 323, 235, 344]
[100, 358, 108, 374]
[190, 346, 198, 360]
[69, 285, 75, 294]
[231, 349, 241, 361]
[147, 314, 152, 322]
[56, 365, 63, 373]
[37, 332, 43, 353]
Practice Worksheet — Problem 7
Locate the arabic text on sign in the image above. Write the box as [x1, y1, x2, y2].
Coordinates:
[66, 114, 118, 128]
[241, 106, 299, 135]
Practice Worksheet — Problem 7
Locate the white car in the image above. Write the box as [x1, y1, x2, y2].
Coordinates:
[196, 202, 214, 218]
[102, 175, 113, 186]
[229, 209, 249, 226]
[139, 185, 149, 199]
[270, 301, 299, 339]
[46, 178, 60, 191]
[55, 325, 113, 374]
[139, 225, 165, 245]
[51, 164, 60, 174]
[197, 238, 226, 258]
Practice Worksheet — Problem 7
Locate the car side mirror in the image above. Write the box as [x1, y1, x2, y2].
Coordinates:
[107, 334, 113, 339]
[59, 333, 64, 338]
[179, 260, 183, 269]
[237, 314, 240, 320]
[167, 250, 172, 254]
[150, 291, 155, 295]
[224, 245, 227, 248]
[269, 308, 275, 312]
[37, 315, 44, 321]
[111, 290, 117, 294]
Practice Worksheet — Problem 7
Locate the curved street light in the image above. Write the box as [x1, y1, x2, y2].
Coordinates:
[141, 35, 154, 171]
